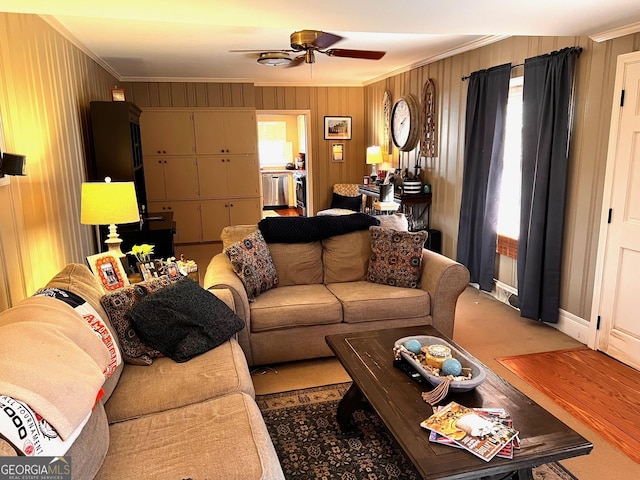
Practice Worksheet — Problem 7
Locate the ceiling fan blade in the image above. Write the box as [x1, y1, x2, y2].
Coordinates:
[312, 31, 343, 49]
[325, 49, 386, 60]
[229, 49, 294, 53]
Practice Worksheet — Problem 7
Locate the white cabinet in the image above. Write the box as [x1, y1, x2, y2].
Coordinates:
[140, 111, 195, 156]
[142, 108, 260, 244]
[193, 111, 257, 155]
[198, 156, 260, 198]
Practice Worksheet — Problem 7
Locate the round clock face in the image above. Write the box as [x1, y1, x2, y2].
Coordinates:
[391, 95, 420, 151]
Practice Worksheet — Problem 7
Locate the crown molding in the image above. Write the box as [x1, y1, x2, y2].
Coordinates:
[590, 21, 640, 42]
[39, 15, 123, 81]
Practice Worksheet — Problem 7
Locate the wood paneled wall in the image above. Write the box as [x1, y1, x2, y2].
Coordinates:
[364, 34, 640, 321]
[0, 13, 119, 309]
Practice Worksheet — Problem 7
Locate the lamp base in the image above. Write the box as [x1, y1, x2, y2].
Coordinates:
[105, 224, 125, 257]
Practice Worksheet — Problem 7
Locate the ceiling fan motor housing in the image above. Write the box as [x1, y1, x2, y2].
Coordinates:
[290, 30, 323, 51]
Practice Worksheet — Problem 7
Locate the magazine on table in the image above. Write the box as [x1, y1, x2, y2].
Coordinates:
[427, 406, 519, 459]
[420, 401, 519, 462]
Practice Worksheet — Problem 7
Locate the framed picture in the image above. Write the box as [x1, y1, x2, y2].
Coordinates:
[111, 88, 126, 101]
[164, 262, 181, 279]
[138, 261, 159, 281]
[331, 143, 345, 162]
[324, 116, 352, 140]
[87, 253, 129, 291]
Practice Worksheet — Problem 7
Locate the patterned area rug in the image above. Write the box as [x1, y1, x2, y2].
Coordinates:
[256, 383, 578, 480]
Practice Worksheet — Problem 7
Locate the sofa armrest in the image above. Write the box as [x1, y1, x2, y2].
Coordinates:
[420, 249, 470, 339]
[204, 254, 254, 364]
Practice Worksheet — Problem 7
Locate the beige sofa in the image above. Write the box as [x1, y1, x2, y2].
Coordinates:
[204, 220, 470, 367]
[0, 264, 284, 480]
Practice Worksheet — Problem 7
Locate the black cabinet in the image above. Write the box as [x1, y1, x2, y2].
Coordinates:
[88, 101, 147, 213]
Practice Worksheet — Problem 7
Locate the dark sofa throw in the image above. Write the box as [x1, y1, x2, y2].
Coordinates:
[129, 278, 245, 363]
[330, 192, 362, 211]
[258, 213, 380, 243]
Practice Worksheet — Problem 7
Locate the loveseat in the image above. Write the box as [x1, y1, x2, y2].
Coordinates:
[0, 264, 284, 480]
[204, 214, 470, 367]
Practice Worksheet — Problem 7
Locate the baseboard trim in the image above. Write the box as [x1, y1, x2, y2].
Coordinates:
[552, 309, 589, 345]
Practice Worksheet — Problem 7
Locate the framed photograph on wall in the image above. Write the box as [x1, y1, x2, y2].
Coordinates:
[331, 143, 345, 162]
[324, 116, 352, 140]
[87, 253, 129, 291]
[111, 88, 126, 101]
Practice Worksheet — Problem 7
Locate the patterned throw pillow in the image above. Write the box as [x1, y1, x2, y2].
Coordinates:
[367, 226, 428, 288]
[224, 229, 278, 300]
[100, 276, 179, 365]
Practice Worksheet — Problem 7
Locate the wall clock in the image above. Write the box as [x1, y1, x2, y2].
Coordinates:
[391, 94, 420, 151]
[382, 90, 393, 154]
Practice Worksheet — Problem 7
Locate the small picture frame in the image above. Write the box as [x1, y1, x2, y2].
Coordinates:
[138, 261, 159, 281]
[324, 116, 352, 140]
[164, 262, 181, 279]
[111, 88, 126, 102]
[87, 253, 129, 291]
[331, 143, 345, 162]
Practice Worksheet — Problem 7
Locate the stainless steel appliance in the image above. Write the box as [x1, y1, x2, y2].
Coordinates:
[262, 173, 289, 208]
[293, 171, 307, 216]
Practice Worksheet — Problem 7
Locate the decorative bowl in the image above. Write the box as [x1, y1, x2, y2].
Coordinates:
[394, 335, 487, 392]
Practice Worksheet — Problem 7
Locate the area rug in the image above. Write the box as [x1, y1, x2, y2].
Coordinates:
[256, 382, 577, 479]
[497, 347, 640, 464]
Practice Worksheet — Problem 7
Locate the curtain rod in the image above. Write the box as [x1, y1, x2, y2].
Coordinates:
[461, 63, 523, 81]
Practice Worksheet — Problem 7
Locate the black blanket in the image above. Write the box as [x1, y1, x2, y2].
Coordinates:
[258, 213, 380, 243]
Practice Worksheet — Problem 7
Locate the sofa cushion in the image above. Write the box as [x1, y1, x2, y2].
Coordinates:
[65, 401, 109, 480]
[105, 339, 254, 423]
[327, 281, 430, 323]
[268, 242, 323, 286]
[249, 285, 343, 332]
[377, 212, 409, 231]
[367, 226, 428, 288]
[100, 276, 179, 365]
[224, 229, 278, 300]
[97, 393, 284, 480]
[42, 263, 123, 401]
[322, 230, 371, 283]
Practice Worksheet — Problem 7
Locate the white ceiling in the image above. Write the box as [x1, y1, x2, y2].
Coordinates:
[4, 0, 640, 86]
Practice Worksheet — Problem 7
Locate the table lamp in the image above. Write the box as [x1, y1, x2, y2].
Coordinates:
[81, 177, 140, 256]
[366, 146, 383, 181]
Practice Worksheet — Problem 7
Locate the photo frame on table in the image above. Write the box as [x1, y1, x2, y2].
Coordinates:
[111, 88, 126, 101]
[324, 116, 352, 140]
[138, 261, 159, 282]
[86, 253, 129, 291]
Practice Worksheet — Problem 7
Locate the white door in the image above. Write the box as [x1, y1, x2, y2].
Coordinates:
[591, 51, 640, 371]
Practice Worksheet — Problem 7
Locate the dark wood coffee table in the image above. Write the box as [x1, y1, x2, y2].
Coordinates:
[326, 326, 592, 480]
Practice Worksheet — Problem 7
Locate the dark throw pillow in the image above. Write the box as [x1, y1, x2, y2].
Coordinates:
[330, 192, 362, 212]
[129, 278, 245, 363]
[367, 226, 428, 288]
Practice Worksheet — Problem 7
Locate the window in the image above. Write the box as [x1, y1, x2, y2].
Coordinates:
[497, 76, 523, 240]
[258, 121, 292, 167]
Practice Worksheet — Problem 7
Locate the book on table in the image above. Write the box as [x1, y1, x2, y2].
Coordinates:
[420, 401, 519, 462]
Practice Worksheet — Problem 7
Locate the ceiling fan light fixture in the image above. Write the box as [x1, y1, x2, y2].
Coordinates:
[257, 52, 292, 66]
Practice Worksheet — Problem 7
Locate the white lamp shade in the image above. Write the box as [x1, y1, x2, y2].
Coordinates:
[81, 181, 139, 225]
[366, 146, 383, 165]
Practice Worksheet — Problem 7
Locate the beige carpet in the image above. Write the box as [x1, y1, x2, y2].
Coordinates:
[497, 347, 640, 464]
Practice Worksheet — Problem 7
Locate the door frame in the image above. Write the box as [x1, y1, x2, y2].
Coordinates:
[257, 110, 313, 215]
[588, 50, 640, 351]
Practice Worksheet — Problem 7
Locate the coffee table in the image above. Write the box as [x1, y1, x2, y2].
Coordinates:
[326, 326, 592, 480]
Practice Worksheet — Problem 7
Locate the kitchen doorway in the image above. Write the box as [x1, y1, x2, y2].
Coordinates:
[257, 110, 312, 217]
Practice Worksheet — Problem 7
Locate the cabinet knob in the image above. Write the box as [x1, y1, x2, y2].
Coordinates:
[229, 203, 234, 207]
[157, 160, 162, 164]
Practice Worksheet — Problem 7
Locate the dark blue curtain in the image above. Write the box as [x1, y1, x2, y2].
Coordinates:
[518, 47, 581, 323]
[457, 64, 511, 291]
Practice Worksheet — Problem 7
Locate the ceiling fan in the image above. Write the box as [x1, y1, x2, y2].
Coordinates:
[230, 29, 386, 67]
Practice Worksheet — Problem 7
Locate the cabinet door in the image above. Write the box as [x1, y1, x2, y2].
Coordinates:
[148, 201, 202, 243]
[144, 158, 167, 201]
[226, 156, 260, 197]
[200, 200, 231, 242]
[163, 158, 199, 199]
[228, 198, 261, 226]
[193, 112, 226, 154]
[222, 111, 257, 155]
[197, 157, 229, 198]
[140, 111, 194, 156]
[193, 111, 257, 155]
